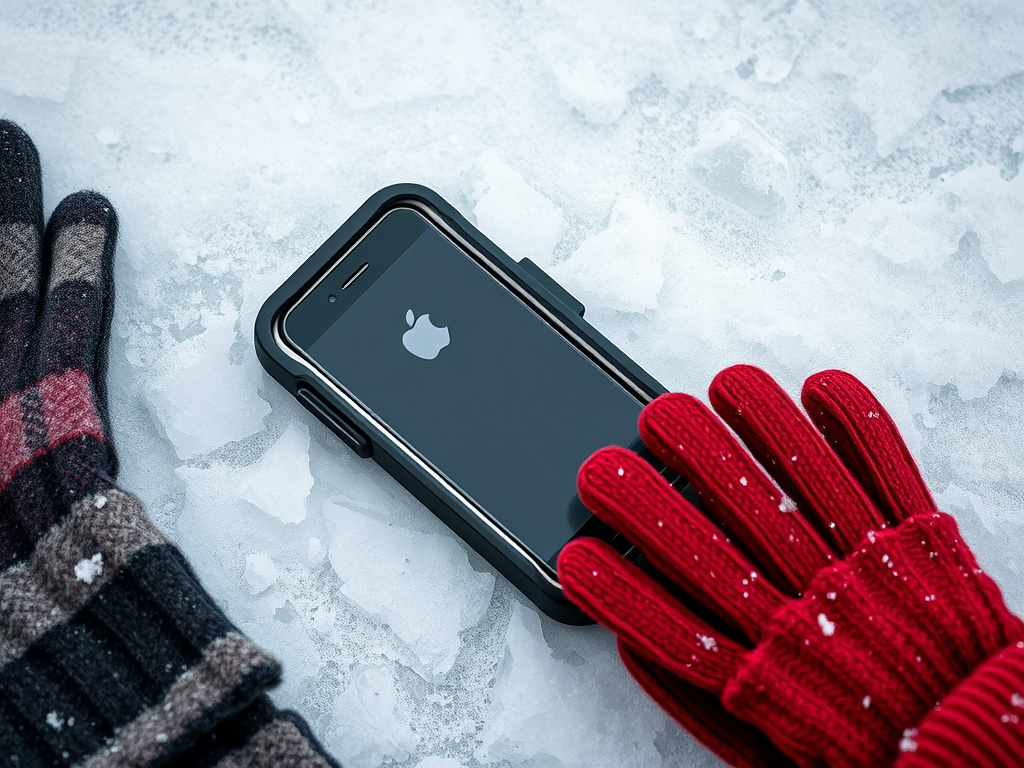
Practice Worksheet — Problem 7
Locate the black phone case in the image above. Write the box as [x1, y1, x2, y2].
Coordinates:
[254, 184, 665, 624]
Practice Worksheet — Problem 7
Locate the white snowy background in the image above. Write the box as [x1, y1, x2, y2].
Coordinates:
[2, 1, 1023, 766]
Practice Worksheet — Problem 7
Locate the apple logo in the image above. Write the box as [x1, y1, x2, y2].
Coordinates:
[402, 309, 450, 360]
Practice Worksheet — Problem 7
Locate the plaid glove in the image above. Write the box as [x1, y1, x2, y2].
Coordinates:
[0, 120, 340, 767]
[558, 365, 1024, 767]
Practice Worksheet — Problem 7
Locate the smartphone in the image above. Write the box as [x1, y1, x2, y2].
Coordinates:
[255, 185, 665, 623]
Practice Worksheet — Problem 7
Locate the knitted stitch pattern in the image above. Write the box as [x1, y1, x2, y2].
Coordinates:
[0, 120, 340, 767]
[558, 364, 1024, 767]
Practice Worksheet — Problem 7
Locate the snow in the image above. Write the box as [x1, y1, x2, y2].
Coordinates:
[3, 1, 1023, 766]
[698, 634, 719, 652]
[899, 728, 919, 753]
[306, 537, 327, 566]
[779, 496, 798, 513]
[74, 553, 103, 585]
[817, 613, 836, 637]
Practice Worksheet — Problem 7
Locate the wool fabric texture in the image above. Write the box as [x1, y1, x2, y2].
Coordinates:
[0, 120, 340, 768]
[559, 364, 1024, 767]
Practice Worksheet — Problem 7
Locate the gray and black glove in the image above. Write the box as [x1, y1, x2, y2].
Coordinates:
[0, 119, 338, 768]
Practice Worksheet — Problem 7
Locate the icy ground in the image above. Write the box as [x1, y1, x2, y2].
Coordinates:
[2, 2, 1023, 766]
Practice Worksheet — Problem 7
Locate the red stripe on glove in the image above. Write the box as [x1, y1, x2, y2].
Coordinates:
[0, 369, 104, 492]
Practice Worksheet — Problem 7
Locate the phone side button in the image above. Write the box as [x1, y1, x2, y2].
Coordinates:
[296, 387, 373, 459]
[519, 258, 585, 317]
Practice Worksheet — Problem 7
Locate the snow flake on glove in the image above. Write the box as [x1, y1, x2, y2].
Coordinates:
[74, 553, 103, 584]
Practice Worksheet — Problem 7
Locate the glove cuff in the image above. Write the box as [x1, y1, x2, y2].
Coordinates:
[0, 488, 290, 765]
[723, 511, 1024, 768]
[896, 641, 1024, 768]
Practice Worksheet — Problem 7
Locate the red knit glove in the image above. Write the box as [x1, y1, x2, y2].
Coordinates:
[558, 365, 1024, 767]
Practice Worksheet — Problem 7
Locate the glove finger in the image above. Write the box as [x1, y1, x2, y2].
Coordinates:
[639, 392, 834, 596]
[0, 120, 44, 398]
[619, 642, 797, 768]
[39, 191, 117, 384]
[558, 537, 745, 694]
[801, 369, 936, 523]
[34, 192, 119, 485]
[709, 365, 887, 555]
[574, 448, 785, 641]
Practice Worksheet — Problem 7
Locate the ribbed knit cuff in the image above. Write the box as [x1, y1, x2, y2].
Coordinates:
[897, 641, 1024, 768]
[0, 489, 283, 766]
[721, 511, 1024, 768]
[167, 695, 341, 768]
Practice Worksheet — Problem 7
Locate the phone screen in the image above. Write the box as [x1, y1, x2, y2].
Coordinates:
[288, 208, 643, 565]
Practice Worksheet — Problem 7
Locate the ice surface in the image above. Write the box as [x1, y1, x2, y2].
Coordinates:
[737, 0, 820, 85]
[239, 422, 314, 524]
[549, 197, 672, 313]
[0, 26, 78, 102]
[413, 759, 467, 768]
[144, 312, 271, 460]
[472, 151, 563, 268]
[244, 552, 279, 595]
[690, 113, 791, 219]
[324, 495, 494, 679]
[2, 1, 1022, 766]
[475, 605, 666, 767]
[327, 663, 420, 768]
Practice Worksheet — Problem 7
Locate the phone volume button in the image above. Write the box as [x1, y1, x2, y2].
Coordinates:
[296, 387, 373, 459]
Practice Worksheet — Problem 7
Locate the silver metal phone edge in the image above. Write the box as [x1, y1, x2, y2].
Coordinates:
[272, 200, 655, 593]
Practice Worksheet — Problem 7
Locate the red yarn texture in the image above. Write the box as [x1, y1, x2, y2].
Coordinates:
[558, 365, 1024, 767]
[896, 642, 1024, 767]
